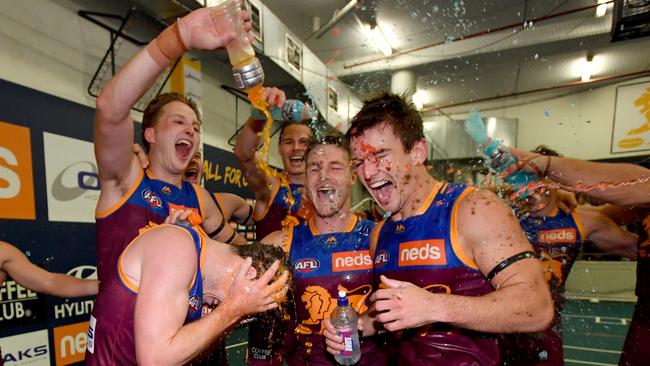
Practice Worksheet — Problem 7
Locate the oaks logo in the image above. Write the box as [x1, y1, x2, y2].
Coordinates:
[295, 258, 320, 272]
[538, 228, 576, 243]
[374, 250, 389, 268]
[332, 251, 372, 272]
[398, 240, 446, 267]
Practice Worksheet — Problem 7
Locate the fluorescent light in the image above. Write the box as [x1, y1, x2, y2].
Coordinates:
[581, 55, 594, 82]
[412, 91, 424, 110]
[370, 26, 393, 56]
[595, 0, 608, 17]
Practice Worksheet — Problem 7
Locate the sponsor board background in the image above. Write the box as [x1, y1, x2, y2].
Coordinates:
[0, 79, 254, 364]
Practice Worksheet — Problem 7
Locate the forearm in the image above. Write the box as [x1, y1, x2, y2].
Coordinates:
[435, 283, 553, 333]
[540, 157, 650, 205]
[46, 274, 98, 298]
[234, 118, 265, 163]
[139, 301, 241, 365]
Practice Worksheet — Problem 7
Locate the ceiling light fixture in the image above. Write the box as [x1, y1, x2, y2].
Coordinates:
[412, 90, 425, 110]
[582, 54, 594, 82]
[354, 14, 393, 56]
[595, 0, 608, 18]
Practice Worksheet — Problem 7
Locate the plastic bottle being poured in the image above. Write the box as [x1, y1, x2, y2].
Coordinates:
[210, 0, 299, 214]
[464, 110, 538, 198]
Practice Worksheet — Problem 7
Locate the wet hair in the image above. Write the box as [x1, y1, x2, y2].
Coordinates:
[231, 241, 292, 284]
[232, 241, 295, 351]
[141, 93, 201, 153]
[278, 121, 313, 144]
[305, 131, 350, 163]
[346, 91, 424, 153]
[532, 145, 562, 157]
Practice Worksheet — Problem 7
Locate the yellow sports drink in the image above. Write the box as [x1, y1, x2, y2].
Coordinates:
[210, 0, 297, 211]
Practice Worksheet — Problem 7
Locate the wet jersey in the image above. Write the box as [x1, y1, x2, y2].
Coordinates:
[500, 208, 585, 365]
[254, 182, 303, 240]
[372, 182, 498, 366]
[620, 213, 650, 366]
[286, 217, 387, 366]
[86, 224, 205, 365]
[95, 169, 205, 284]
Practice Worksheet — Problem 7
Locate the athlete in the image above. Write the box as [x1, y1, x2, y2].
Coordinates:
[324, 92, 553, 365]
[262, 134, 388, 365]
[507, 147, 650, 366]
[501, 185, 638, 365]
[234, 88, 314, 240]
[185, 150, 254, 226]
[0, 240, 97, 297]
[85, 218, 288, 365]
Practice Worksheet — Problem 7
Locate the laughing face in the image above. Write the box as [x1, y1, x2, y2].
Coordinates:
[306, 144, 354, 218]
[145, 101, 201, 175]
[278, 124, 313, 176]
[350, 122, 424, 215]
[184, 151, 203, 184]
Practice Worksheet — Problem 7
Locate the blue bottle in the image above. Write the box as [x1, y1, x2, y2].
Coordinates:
[251, 99, 312, 122]
[464, 110, 538, 197]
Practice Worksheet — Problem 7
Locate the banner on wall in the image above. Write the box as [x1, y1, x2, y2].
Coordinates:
[43, 132, 99, 223]
[0, 121, 36, 220]
[0, 278, 47, 328]
[611, 81, 650, 153]
[0, 330, 50, 366]
[202, 144, 254, 199]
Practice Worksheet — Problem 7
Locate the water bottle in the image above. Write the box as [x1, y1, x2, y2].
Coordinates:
[464, 110, 538, 197]
[331, 290, 361, 365]
[251, 99, 312, 122]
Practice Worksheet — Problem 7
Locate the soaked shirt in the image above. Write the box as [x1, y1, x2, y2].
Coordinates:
[372, 182, 498, 366]
[85, 224, 205, 365]
[254, 182, 303, 240]
[499, 209, 585, 365]
[285, 217, 387, 366]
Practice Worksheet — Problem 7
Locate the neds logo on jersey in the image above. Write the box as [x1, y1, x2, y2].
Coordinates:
[332, 251, 372, 272]
[398, 240, 446, 267]
[538, 228, 576, 243]
[374, 250, 389, 268]
[295, 258, 320, 272]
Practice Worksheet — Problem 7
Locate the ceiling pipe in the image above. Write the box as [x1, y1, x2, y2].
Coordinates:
[305, 0, 358, 40]
[421, 69, 650, 113]
[343, 0, 615, 70]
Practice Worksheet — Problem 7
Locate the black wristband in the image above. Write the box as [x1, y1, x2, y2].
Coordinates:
[240, 205, 254, 226]
[207, 218, 226, 239]
[224, 230, 238, 244]
[486, 251, 538, 281]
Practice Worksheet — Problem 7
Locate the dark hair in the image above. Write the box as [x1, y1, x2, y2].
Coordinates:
[305, 131, 350, 162]
[532, 145, 562, 157]
[278, 121, 313, 144]
[232, 241, 292, 283]
[346, 92, 424, 153]
[141, 93, 201, 153]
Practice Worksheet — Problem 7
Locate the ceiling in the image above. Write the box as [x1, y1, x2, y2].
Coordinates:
[263, 0, 650, 114]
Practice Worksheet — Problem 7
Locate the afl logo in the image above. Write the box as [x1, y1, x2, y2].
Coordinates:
[142, 189, 163, 209]
[374, 250, 389, 267]
[188, 295, 201, 312]
[295, 258, 320, 272]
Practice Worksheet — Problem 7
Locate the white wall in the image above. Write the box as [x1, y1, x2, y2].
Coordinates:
[424, 75, 650, 160]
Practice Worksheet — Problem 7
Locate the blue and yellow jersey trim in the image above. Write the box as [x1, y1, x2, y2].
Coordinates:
[253, 178, 281, 221]
[117, 223, 205, 294]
